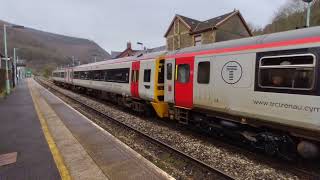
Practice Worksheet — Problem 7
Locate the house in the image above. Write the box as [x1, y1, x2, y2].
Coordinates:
[111, 42, 140, 59]
[164, 9, 252, 51]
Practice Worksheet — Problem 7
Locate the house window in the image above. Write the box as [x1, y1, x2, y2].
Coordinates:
[177, 64, 190, 83]
[258, 54, 315, 90]
[194, 34, 202, 46]
[167, 63, 172, 80]
[144, 69, 151, 82]
[198, 61, 210, 84]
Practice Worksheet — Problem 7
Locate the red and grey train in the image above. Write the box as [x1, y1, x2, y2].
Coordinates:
[53, 26, 320, 159]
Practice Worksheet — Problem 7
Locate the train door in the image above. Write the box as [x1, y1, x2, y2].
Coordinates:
[164, 59, 175, 103]
[131, 61, 140, 98]
[139, 60, 154, 100]
[71, 67, 73, 84]
[64, 68, 68, 83]
[67, 68, 70, 83]
[175, 56, 194, 108]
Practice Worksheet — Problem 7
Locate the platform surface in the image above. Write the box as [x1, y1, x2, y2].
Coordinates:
[0, 79, 60, 180]
[30, 78, 173, 180]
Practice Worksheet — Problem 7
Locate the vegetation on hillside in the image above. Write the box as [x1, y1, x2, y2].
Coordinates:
[252, 0, 320, 35]
[0, 20, 111, 75]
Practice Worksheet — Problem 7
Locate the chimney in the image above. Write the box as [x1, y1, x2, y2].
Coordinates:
[127, 42, 132, 49]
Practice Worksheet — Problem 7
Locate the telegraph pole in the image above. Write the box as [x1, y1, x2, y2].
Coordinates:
[303, 0, 313, 27]
[2, 24, 24, 94]
[3, 25, 10, 94]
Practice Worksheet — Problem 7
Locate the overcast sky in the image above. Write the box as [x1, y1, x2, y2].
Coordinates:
[0, 0, 287, 53]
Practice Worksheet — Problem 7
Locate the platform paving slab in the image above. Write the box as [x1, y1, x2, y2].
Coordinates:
[0, 79, 60, 180]
[31, 79, 174, 180]
[28, 79, 107, 180]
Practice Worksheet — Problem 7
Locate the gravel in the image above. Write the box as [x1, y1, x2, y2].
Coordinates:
[43, 79, 302, 180]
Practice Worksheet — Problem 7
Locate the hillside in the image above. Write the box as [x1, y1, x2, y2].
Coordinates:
[0, 20, 111, 72]
[253, 0, 320, 34]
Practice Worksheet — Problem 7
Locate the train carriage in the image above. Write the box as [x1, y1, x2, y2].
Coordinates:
[164, 26, 320, 158]
[52, 26, 320, 159]
[52, 51, 167, 117]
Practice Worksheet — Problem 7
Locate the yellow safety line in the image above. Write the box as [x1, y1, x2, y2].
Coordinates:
[27, 80, 71, 180]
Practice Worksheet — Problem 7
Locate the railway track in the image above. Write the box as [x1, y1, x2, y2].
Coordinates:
[35, 77, 236, 180]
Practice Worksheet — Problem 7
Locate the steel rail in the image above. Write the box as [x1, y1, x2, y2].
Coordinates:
[36, 77, 236, 180]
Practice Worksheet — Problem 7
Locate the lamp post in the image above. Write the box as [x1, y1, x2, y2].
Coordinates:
[303, 0, 313, 27]
[137, 42, 144, 50]
[3, 24, 24, 95]
[13, 48, 18, 86]
[72, 56, 75, 66]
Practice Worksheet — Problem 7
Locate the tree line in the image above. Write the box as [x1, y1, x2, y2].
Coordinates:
[251, 0, 320, 35]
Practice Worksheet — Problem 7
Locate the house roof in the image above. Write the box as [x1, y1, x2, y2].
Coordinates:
[164, 10, 252, 37]
[114, 48, 139, 59]
[193, 11, 235, 32]
[177, 15, 201, 30]
[146, 45, 166, 53]
[111, 51, 122, 59]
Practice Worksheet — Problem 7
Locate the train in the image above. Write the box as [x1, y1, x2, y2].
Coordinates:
[52, 26, 320, 159]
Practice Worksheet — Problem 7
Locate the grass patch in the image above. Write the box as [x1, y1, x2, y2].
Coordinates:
[0, 89, 6, 98]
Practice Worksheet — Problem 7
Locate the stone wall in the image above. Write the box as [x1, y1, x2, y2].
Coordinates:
[201, 31, 216, 45]
[166, 14, 251, 51]
[166, 18, 192, 51]
[180, 33, 193, 49]
[215, 15, 251, 42]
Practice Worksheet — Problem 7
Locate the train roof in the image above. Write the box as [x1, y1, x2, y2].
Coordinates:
[54, 26, 320, 73]
[73, 51, 166, 69]
[167, 26, 320, 57]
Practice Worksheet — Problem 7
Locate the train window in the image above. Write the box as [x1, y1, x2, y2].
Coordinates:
[100, 71, 105, 81]
[93, 71, 101, 81]
[167, 63, 172, 80]
[259, 54, 315, 90]
[105, 68, 130, 83]
[74, 71, 79, 79]
[177, 64, 190, 83]
[84, 71, 88, 80]
[80, 71, 85, 79]
[144, 69, 151, 82]
[131, 70, 139, 83]
[158, 60, 164, 84]
[198, 61, 210, 84]
[131, 70, 135, 82]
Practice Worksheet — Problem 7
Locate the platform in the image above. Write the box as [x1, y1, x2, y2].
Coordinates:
[0, 79, 60, 179]
[0, 78, 173, 180]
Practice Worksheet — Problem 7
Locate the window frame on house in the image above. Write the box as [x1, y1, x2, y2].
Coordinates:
[194, 34, 202, 46]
